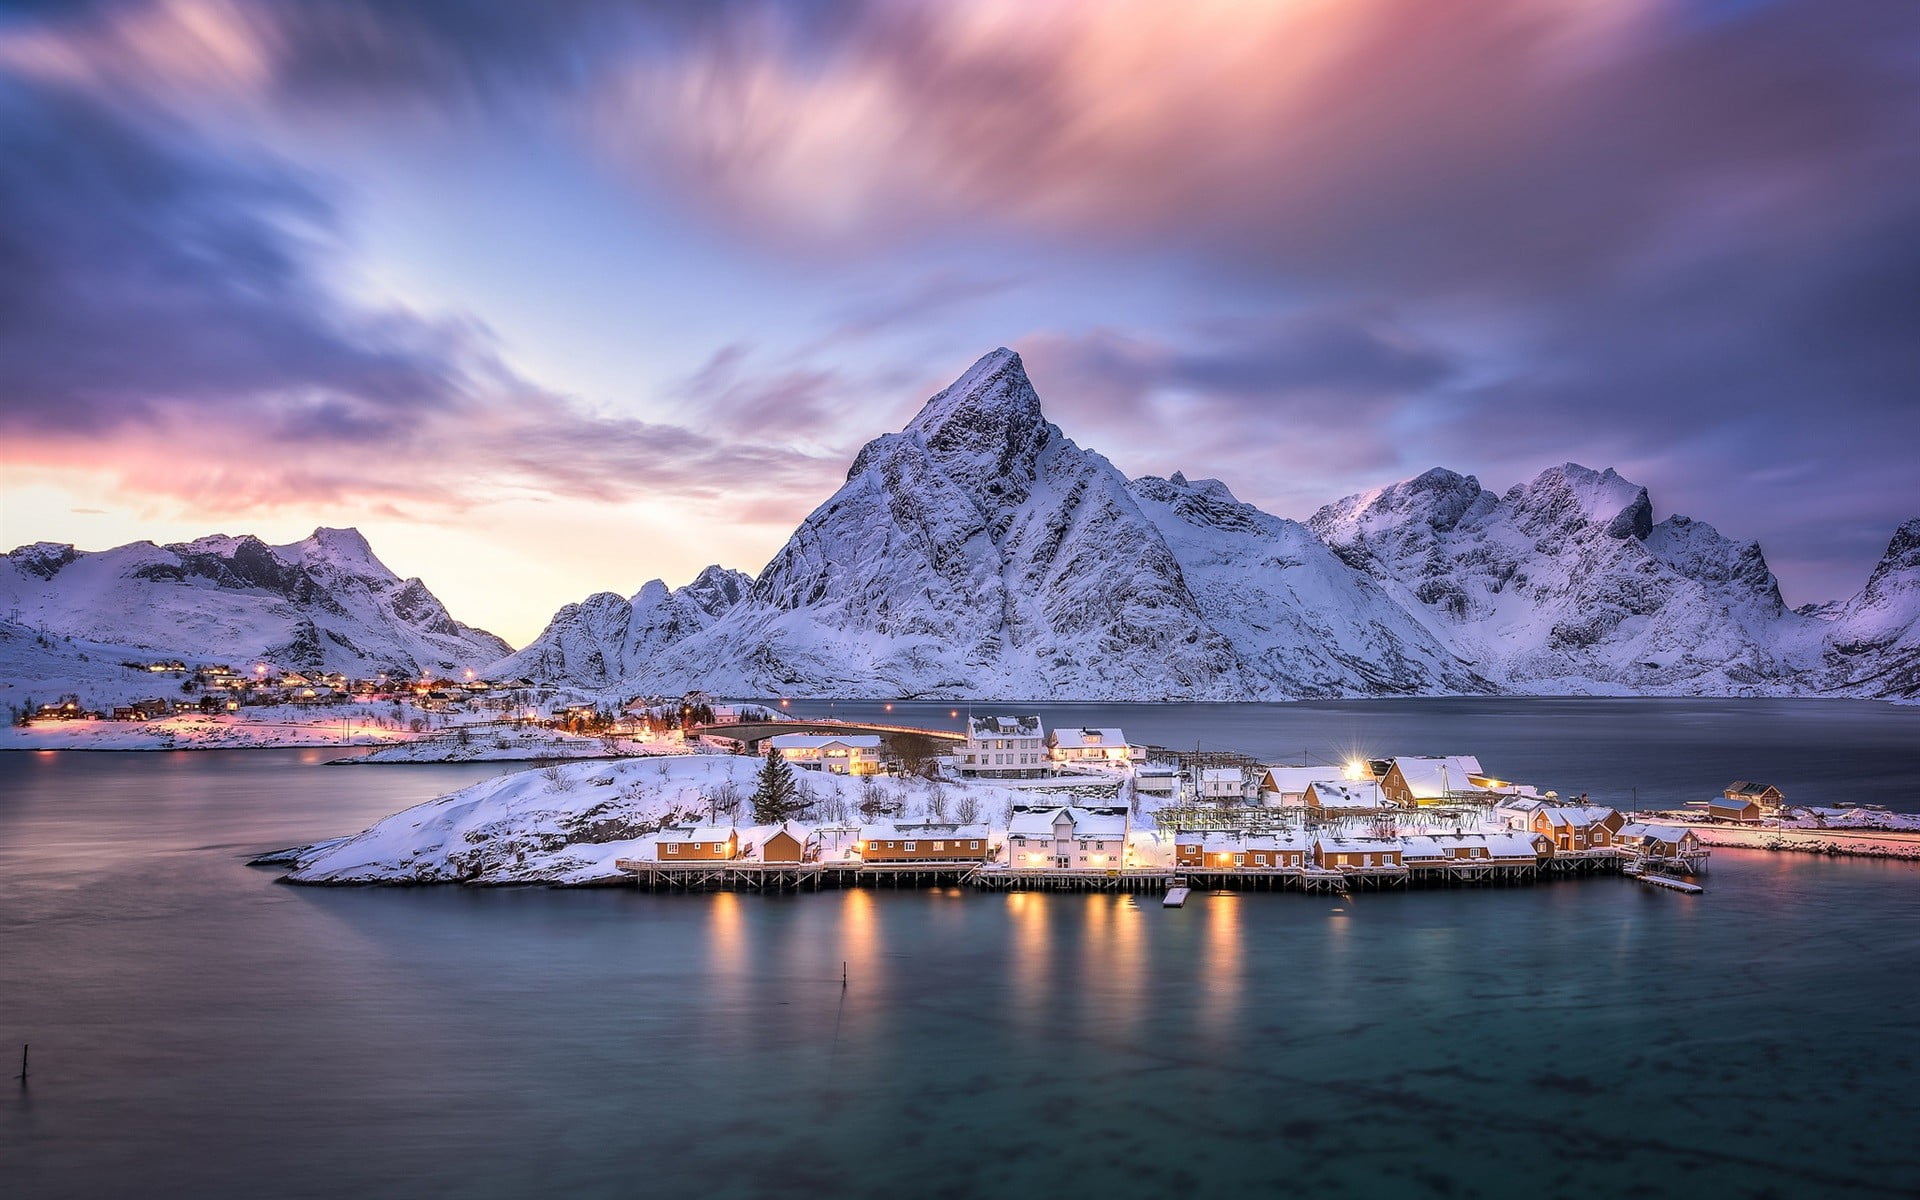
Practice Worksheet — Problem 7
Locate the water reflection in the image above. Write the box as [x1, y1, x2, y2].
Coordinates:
[840, 887, 879, 992]
[1081, 895, 1146, 1047]
[1008, 891, 1050, 1019]
[1199, 894, 1242, 1037]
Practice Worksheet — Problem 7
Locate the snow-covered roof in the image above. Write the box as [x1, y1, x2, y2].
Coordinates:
[1256, 765, 1325, 793]
[968, 715, 1042, 738]
[1240, 832, 1310, 851]
[1620, 822, 1692, 842]
[1398, 835, 1447, 862]
[1725, 780, 1780, 797]
[1537, 804, 1618, 828]
[1389, 755, 1487, 798]
[1315, 836, 1401, 854]
[860, 822, 990, 841]
[1486, 832, 1548, 858]
[1199, 767, 1243, 783]
[1006, 806, 1128, 838]
[657, 825, 737, 842]
[765, 734, 881, 750]
[1177, 830, 1261, 850]
[1306, 780, 1392, 809]
[1494, 794, 1552, 813]
[1048, 727, 1128, 748]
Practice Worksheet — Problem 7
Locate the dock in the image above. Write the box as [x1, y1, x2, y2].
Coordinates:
[614, 852, 1624, 894]
[1629, 868, 1704, 895]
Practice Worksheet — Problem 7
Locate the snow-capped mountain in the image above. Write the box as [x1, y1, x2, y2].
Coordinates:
[633, 348, 1257, 698]
[11, 350, 1911, 705]
[1306, 465, 1821, 693]
[533, 348, 1491, 698]
[485, 565, 751, 689]
[499, 349, 1916, 701]
[0, 527, 510, 680]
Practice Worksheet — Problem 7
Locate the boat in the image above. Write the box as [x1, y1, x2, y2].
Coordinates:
[1163, 876, 1190, 908]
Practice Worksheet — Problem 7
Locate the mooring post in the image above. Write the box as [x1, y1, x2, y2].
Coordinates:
[842, 960, 848, 989]
[17, 1043, 26, 1083]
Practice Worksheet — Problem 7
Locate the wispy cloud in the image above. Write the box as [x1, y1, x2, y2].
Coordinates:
[0, 76, 832, 518]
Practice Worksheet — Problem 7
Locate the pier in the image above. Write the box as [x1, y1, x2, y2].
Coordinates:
[615, 852, 1622, 894]
[613, 859, 977, 891]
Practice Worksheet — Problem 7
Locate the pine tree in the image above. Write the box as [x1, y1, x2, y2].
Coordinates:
[751, 750, 805, 823]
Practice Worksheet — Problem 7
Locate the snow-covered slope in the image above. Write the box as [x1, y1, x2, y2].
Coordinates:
[280, 755, 1030, 885]
[1306, 465, 1820, 693]
[0, 527, 510, 680]
[1817, 519, 1920, 698]
[1127, 472, 1491, 696]
[484, 565, 751, 688]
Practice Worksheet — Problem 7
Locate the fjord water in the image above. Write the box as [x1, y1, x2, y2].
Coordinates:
[3, 701, 1918, 1198]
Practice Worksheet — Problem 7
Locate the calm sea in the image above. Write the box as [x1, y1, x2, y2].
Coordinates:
[4, 700, 1919, 1198]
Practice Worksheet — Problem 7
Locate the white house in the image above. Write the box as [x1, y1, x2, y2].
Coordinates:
[1046, 727, 1142, 765]
[958, 715, 1048, 779]
[1004, 804, 1131, 870]
[763, 733, 883, 775]
[1198, 767, 1247, 801]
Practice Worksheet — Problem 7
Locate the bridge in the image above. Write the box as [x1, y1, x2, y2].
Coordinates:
[692, 718, 965, 748]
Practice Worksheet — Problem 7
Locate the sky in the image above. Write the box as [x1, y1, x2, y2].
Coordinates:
[0, 0, 1916, 647]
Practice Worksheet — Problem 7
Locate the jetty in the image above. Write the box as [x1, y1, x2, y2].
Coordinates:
[1626, 865, 1704, 894]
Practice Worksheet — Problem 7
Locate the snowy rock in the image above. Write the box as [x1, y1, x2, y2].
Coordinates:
[1819, 518, 1920, 697]
[485, 566, 752, 689]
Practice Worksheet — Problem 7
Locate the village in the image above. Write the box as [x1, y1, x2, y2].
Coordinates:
[612, 713, 1731, 899]
[7, 666, 757, 749]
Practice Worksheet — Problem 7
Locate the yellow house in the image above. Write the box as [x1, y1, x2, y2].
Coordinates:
[654, 826, 739, 861]
[1312, 837, 1404, 871]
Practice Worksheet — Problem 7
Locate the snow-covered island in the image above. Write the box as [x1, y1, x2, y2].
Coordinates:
[271, 755, 1040, 886]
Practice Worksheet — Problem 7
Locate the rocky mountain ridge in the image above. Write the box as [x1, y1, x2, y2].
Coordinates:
[503, 348, 1917, 700]
[0, 526, 510, 680]
[6, 351, 1914, 701]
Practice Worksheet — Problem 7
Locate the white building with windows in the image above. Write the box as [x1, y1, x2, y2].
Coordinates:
[762, 733, 883, 775]
[1198, 767, 1248, 801]
[1003, 805, 1131, 870]
[957, 715, 1049, 779]
[1046, 727, 1143, 766]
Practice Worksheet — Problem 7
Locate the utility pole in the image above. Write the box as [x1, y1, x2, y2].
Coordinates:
[16, 1043, 26, 1084]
